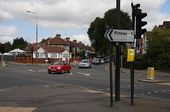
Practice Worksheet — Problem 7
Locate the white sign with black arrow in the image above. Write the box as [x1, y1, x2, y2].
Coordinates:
[105, 29, 134, 43]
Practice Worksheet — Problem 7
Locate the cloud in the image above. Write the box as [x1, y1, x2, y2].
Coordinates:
[71, 34, 91, 46]
[0, 26, 18, 43]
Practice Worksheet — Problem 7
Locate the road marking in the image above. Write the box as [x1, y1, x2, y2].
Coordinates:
[28, 69, 35, 72]
[38, 69, 47, 72]
[0, 87, 18, 92]
[106, 88, 110, 91]
[154, 91, 158, 93]
[161, 90, 165, 92]
[77, 72, 90, 76]
[147, 92, 151, 94]
[69, 72, 73, 75]
[141, 94, 145, 96]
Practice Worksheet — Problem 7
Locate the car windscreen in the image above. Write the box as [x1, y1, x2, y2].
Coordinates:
[81, 60, 89, 63]
[53, 61, 64, 65]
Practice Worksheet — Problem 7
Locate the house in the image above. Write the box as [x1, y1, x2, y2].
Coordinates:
[158, 21, 170, 29]
[21, 34, 90, 64]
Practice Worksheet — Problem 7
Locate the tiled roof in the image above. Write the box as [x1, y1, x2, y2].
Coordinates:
[46, 37, 69, 45]
[163, 21, 170, 28]
[25, 44, 65, 53]
[43, 45, 65, 53]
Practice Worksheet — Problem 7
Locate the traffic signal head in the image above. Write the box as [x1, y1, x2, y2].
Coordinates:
[136, 8, 147, 38]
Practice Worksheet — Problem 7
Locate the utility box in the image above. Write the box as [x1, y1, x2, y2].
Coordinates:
[147, 67, 154, 80]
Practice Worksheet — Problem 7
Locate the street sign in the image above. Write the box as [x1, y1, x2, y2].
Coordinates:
[105, 29, 134, 42]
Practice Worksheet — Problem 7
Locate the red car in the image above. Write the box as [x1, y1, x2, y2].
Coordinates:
[48, 61, 71, 74]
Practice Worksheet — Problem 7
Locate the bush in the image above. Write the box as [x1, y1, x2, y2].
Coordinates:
[134, 54, 148, 70]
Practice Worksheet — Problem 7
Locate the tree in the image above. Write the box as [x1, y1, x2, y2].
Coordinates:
[4, 42, 12, 52]
[0, 42, 12, 53]
[87, 8, 132, 57]
[146, 27, 170, 70]
[12, 37, 29, 49]
[88, 17, 107, 57]
[0, 43, 5, 54]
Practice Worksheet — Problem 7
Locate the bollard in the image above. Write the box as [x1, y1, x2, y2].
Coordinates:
[147, 67, 154, 80]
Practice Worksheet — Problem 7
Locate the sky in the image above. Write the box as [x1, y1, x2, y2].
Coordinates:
[0, 0, 170, 45]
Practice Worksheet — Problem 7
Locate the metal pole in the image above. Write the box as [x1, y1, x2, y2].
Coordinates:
[109, 42, 113, 107]
[26, 11, 38, 65]
[131, 3, 136, 105]
[130, 62, 134, 105]
[115, 0, 121, 102]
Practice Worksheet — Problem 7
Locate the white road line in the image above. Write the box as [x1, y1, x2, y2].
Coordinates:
[147, 92, 151, 94]
[154, 91, 158, 93]
[28, 69, 35, 72]
[0, 87, 18, 92]
[38, 69, 47, 72]
[77, 72, 90, 76]
[161, 90, 165, 92]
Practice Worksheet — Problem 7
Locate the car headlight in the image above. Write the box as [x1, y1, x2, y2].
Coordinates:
[57, 67, 61, 69]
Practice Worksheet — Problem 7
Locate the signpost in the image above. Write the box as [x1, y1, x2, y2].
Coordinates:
[105, 29, 134, 43]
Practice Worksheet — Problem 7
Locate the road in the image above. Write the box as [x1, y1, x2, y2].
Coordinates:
[0, 63, 170, 99]
[0, 63, 170, 111]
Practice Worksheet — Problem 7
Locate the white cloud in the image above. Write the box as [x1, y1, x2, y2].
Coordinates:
[71, 34, 91, 46]
[0, 26, 18, 43]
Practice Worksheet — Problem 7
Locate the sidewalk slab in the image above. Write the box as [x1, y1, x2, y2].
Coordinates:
[0, 107, 35, 112]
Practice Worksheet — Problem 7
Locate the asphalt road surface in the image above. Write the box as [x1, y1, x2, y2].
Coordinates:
[0, 63, 170, 111]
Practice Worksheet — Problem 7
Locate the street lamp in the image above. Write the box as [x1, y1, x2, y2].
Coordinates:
[26, 10, 38, 64]
[26, 11, 38, 43]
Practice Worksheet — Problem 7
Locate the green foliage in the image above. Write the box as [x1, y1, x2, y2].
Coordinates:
[145, 27, 170, 70]
[4, 42, 12, 52]
[134, 54, 148, 70]
[12, 37, 29, 49]
[87, 8, 132, 57]
[0, 42, 12, 53]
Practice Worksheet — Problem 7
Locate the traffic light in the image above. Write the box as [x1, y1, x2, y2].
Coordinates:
[132, 4, 147, 38]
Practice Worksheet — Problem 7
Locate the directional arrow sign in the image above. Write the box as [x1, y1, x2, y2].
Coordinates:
[105, 29, 114, 42]
[105, 29, 134, 42]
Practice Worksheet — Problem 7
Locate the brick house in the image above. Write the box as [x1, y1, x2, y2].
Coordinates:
[19, 34, 89, 64]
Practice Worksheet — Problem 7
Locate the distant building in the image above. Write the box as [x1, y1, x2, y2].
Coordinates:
[158, 21, 170, 29]
[23, 34, 91, 63]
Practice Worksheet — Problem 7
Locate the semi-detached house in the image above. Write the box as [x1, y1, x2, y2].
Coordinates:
[25, 34, 89, 63]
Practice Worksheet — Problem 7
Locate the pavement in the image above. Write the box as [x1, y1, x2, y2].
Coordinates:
[0, 62, 170, 112]
[0, 84, 170, 112]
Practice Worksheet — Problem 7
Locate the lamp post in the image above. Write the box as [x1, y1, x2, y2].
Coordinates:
[26, 11, 38, 43]
[26, 10, 38, 64]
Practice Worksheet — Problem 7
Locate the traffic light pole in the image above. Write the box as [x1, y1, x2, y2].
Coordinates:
[115, 0, 121, 102]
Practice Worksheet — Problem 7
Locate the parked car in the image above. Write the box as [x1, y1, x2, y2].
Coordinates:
[92, 58, 100, 65]
[79, 59, 92, 68]
[48, 61, 71, 74]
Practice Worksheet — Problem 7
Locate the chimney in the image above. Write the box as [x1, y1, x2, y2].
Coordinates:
[73, 40, 77, 43]
[56, 34, 61, 38]
[66, 37, 70, 42]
